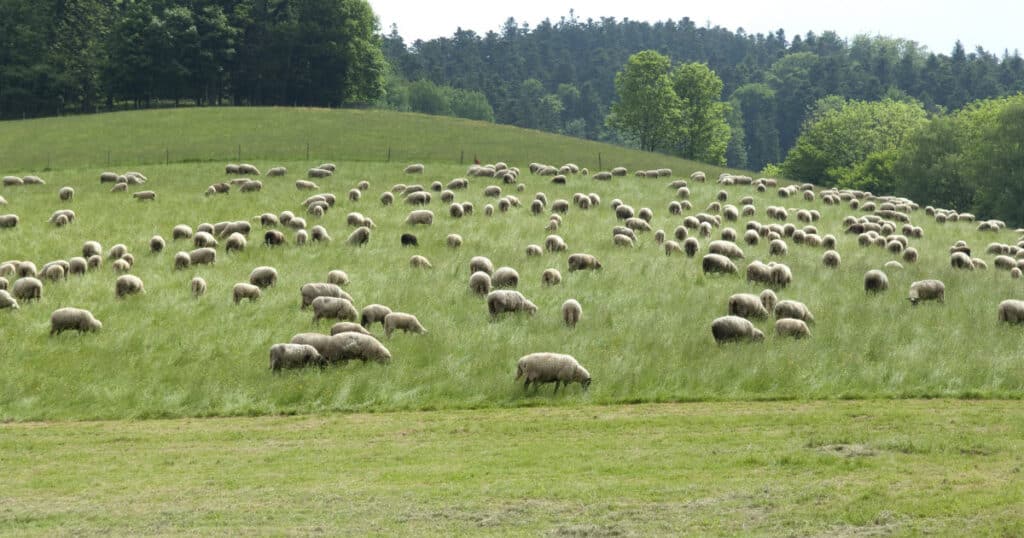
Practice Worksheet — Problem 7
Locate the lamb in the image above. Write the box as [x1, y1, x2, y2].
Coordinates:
[327, 270, 350, 286]
[997, 300, 1024, 323]
[711, 316, 764, 343]
[360, 304, 393, 328]
[567, 253, 602, 272]
[173, 252, 191, 270]
[447, 234, 463, 248]
[775, 318, 811, 339]
[702, 254, 738, 275]
[312, 296, 358, 322]
[516, 352, 591, 393]
[400, 233, 419, 247]
[487, 290, 538, 319]
[908, 280, 945, 305]
[225, 232, 247, 253]
[115, 275, 145, 298]
[50, 307, 102, 335]
[410, 255, 433, 269]
[264, 230, 286, 246]
[346, 226, 371, 246]
[232, 283, 261, 304]
[727, 293, 769, 319]
[469, 256, 495, 275]
[0, 289, 18, 310]
[492, 267, 520, 288]
[864, 269, 889, 293]
[49, 209, 76, 225]
[300, 283, 347, 309]
[191, 277, 207, 298]
[330, 322, 372, 336]
[12, 277, 42, 301]
[249, 266, 278, 288]
[189, 247, 216, 266]
[774, 300, 815, 324]
[562, 299, 582, 328]
[383, 312, 428, 338]
[132, 190, 157, 201]
[469, 271, 492, 296]
[542, 268, 562, 286]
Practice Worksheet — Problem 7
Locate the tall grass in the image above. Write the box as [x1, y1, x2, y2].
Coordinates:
[2, 145, 1024, 421]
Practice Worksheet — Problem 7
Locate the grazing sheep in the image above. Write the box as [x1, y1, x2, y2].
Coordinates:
[260, 229, 285, 247]
[360, 304, 393, 328]
[58, 186, 74, 201]
[49, 307, 102, 335]
[404, 163, 425, 174]
[864, 269, 889, 293]
[317, 332, 392, 365]
[346, 226, 371, 246]
[487, 290, 538, 319]
[321, 269, 349, 287]
[702, 254, 738, 275]
[769, 263, 793, 288]
[192, 232, 217, 249]
[1013, 268, 1023, 280]
[821, 250, 841, 268]
[908, 280, 945, 305]
[42, 264, 65, 282]
[115, 275, 144, 298]
[0, 289, 18, 310]
[307, 168, 332, 179]
[567, 253, 602, 272]
[380, 192, 395, 206]
[232, 283, 261, 304]
[708, 240, 744, 260]
[525, 244, 543, 257]
[561, 299, 582, 328]
[997, 300, 1024, 323]
[469, 271, 492, 296]
[409, 255, 432, 269]
[132, 190, 156, 201]
[774, 300, 814, 323]
[16, 261, 38, 278]
[189, 247, 216, 266]
[447, 234, 463, 248]
[171, 225, 192, 241]
[237, 163, 260, 175]
[775, 318, 811, 339]
[469, 256, 495, 275]
[295, 180, 319, 191]
[545, 234, 568, 252]
[768, 239, 788, 257]
[173, 251, 191, 270]
[728, 293, 770, 319]
[312, 296, 358, 322]
[190, 276, 207, 298]
[759, 289, 778, 313]
[400, 233, 419, 247]
[268, 343, 326, 371]
[405, 209, 434, 226]
[541, 268, 562, 287]
[330, 322, 372, 336]
[492, 267, 520, 288]
[711, 316, 764, 343]
[68, 257, 87, 276]
[12, 277, 42, 301]
[267, 166, 287, 177]
[516, 352, 591, 393]
[950, 251, 974, 270]
[225, 232, 247, 253]
[405, 191, 431, 205]
[383, 312, 427, 338]
[299, 283, 346, 309]
[248, 266, 278, 289]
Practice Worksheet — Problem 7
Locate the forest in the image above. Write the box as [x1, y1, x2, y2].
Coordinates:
[3, 2, 1024, 221]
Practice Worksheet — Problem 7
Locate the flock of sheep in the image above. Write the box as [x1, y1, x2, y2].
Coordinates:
[3, 157, 1024, 396]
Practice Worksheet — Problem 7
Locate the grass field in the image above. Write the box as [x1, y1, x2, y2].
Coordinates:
[3, 400, 1023, 536]
[2, 111, 1024, 420]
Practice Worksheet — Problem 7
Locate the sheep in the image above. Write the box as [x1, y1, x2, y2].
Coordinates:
[360, 304, 393, 328]
[516, 352, 591, 393]
[728, 293, 770, 319]
[775, 318, 811, 339]
[492, 267, 520, 288]
[318, 332, 392, 365]
[300, 283, 347, 309]
[525, 244, 543, 257]
[42, 264, 65, 282]
[447, 234, 463, 248]
[233, 283, 262, 304]
[556, 299, 583, 329]
[171, 225, 193, 241]
[237, 163, 260, 175]
[405, 191, 431, 205]
[380, 192, 395, 206]
[567, 253, 602, 272]
[0, 289, 18, 310]
[190, 276, 207, 298]
[87, 255, 102, 270]
[57, 186, 75, 202]
[774, 300, 814, 323]
[50, 307, 102, 335]
[708, 240, 744, 260]
[469, 256, 495, 276]
[973, 258, 989, 270]
[16, 261, 38, 278]
[950, 251, 974, 270]
[269, 343, 326, 371]
[759, 289, 779, 313]
[49, 209, 76, 225]
[247, 266, 278, 289]
[239, 180, 262, 192]
[487, 290, 538, 319]
[218, 221, 252, 238]
[307, 168, 332, 179]
[132, 190, 157, 201]
[864, 270, 889, 293]
[410, 255, 432, 269]
[327, 270, 350, 286]
[908, 280, 945, 305]
[100, 171, 119, 182]
[330, 322, 372, 336]
[68, 257, 87, 276]
[383, 312, 427, 338]
[997, 300, 1024, 323]
[3, 176, 23, 186]
[822, 250, 841, 268]
[702, 254, 738, 275]
[173, 252, 191, 270]
[405, 210, 434, 226]
[189, 247, 216, 266]
[347, 226, 371, 246]
[115, 275, 144, 298]
[769, 263, 793, 289]
[12, 277, 42, 301]
[711, 316, 764, 343]
[267, 166, 288, 177]
[312, 296, 358, 322]
[193, 232, 217, 249]
[404, 163, 425, 174]
[399, 233, 419, 247]
[545, 234, 568, 252]
[225, 232, 247, 253]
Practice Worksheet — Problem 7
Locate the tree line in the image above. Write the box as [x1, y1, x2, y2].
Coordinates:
[0, 0, 385, 119]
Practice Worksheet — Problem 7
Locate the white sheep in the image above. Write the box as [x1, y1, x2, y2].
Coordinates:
[567, 253, 602, 272]
[269, 343, 325, 371]
[233, 283, 261, 304]
[542, 268, 562, 286]
[50, 307, 102, 335]
[998, 300, 1024, 323]
[908, 280, 945, 305]
[360, 304, 393, 328]
[711, 316, 764, 343]
[312, 296, 358, 323]
[115, 275, 144, 298]
[327, 270, 350, 286]
[702, 254, 738, 275]
[12, 277, 42, 301]
[774, 300, 814, 323]
[191, 277, 207, 298]
[469, 271, 492, 296]
[561, 299, 582, 328]
[487, 290, 538, 319]
[727, 293, 769, 319]
[300, 283, 346, 309]
[383, 312, 427, 338]
[864, 270, 889, 293]
[492, 267, 520, 288]
[0, 289, 19, 310]
[515, 352, 591, 393]
[775, 318, 811, 339]
[249, 266, 278, 288]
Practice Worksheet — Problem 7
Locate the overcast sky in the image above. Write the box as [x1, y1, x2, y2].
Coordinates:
[369, 0, 1022, 56]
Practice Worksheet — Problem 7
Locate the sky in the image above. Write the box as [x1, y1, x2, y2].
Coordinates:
[369, 0, 1023, 56]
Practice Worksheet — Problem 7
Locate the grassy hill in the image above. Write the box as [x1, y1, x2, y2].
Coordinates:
[0, 107, 731, 176]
